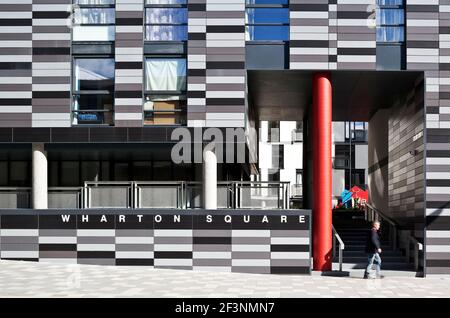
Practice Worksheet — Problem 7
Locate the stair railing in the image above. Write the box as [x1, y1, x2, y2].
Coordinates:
[332, 225, 345, 272]
[364, 203, 398, 250]
[365, 203, 423, 273]
[406, 236, 423, 272]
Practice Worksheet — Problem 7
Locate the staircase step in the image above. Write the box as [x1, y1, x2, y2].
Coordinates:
[338, 262, 415, 271]
[335, 256, 406, 263]
[340, 250, 403, 257]
[331, 264, 419, 277]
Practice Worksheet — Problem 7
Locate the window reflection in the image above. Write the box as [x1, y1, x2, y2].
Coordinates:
[145, 5, 188, 41]
[72, 58, 115, 125]
[376, 0, 405, 43]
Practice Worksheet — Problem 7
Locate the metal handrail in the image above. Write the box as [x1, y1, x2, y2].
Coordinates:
[365, 203, 423, 273]
[406, 235, 423, 272]
[365, 203, 398, 250]
[332, 225, 345, 272]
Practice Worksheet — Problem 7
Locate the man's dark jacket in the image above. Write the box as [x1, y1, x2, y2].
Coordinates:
[365, 228, 381, 253]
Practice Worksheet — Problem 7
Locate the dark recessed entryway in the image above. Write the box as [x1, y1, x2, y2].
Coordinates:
[247, 70, 423, 122]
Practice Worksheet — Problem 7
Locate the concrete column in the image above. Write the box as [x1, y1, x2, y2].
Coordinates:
[312, 72, 333, 271]
[32, 143, 48, 209]
[203, 149, 217, 209]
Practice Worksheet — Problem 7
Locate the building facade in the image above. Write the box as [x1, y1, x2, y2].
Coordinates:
[0, 0, 448, 275]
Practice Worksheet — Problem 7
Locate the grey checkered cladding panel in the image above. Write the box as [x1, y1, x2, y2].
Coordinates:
[388, 79, 425, 235]
[187, 0, 246, 128]
[0, 212, 311, 274]
[0, 1, 32, 127]
[32, 0, 71, 127]
[289, 0, 376, 71]
[114, 0, 144, 127]
[421, 1, 450, 275]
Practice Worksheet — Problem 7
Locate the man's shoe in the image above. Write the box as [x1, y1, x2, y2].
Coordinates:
[376, 275, 385, 279]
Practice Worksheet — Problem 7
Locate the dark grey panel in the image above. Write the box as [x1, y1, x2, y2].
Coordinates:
[377, 44, 405, 70]
[246, 44, 287, 70]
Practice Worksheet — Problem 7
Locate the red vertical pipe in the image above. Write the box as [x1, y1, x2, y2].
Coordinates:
[312, 72, 333, 271]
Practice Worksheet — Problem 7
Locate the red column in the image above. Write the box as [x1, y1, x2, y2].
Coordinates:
[312, 72, 333, 271]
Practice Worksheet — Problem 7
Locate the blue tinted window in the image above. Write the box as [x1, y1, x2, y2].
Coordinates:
[246, 26, 288, 41]
[377, 8, 404, 25]
[376, 1, 404, 43]
[245, 7, 289, 41]
[377, 26, 404, 42]
[146, 0, 186, 4]
[246, 0, 288, 4]
[376, 0, 402, 5]
[246, 8, 289, 24]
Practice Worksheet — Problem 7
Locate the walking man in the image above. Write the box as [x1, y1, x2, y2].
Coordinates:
[364, 221, 383, 279]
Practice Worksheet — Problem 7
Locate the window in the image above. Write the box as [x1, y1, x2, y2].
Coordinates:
[145, 58, 186, 92]
[295, 170, 302, 185]
[345, 122, 368, 142]
[376, 0, 404, 43]
[73, 0, 115, 42]
[72, 58, 115, 125]
[292, 121, 303, 142]
[245, 0, 289, 41]
[145, 1, 188, 41]
[272, 144, 284, 169]
[144, 57, 187, 125]
[268, 121, 280, 142]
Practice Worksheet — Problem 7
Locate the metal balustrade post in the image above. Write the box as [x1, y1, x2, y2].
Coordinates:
[406, 240, 410, 263]
[333, 234, 336, 259]
[414, 244, 419, 272]
[133, 182, 138, 209]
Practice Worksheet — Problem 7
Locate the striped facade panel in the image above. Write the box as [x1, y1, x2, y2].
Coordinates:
[115, 215, 153, 266]
[32, 0, 71, 127]
[231, 229, 271, 274]
[336, 0, 376, 70]
[426, 224, 450, 274]
[289, 0, 330, 70]
[192, 215, 232, 272]
[0, 0, 32, 127]
[187, 0, 207, 127]
[39, 214, 77, 263]
[0, 215, 39, 261]
[153, 215, 193, 270]
[0, 211, 311, 274]
[404, 0, 450, 275]
[114, 0, 144, 127]
[76, 215, 116, 265]
[204, 0, 246, 128]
